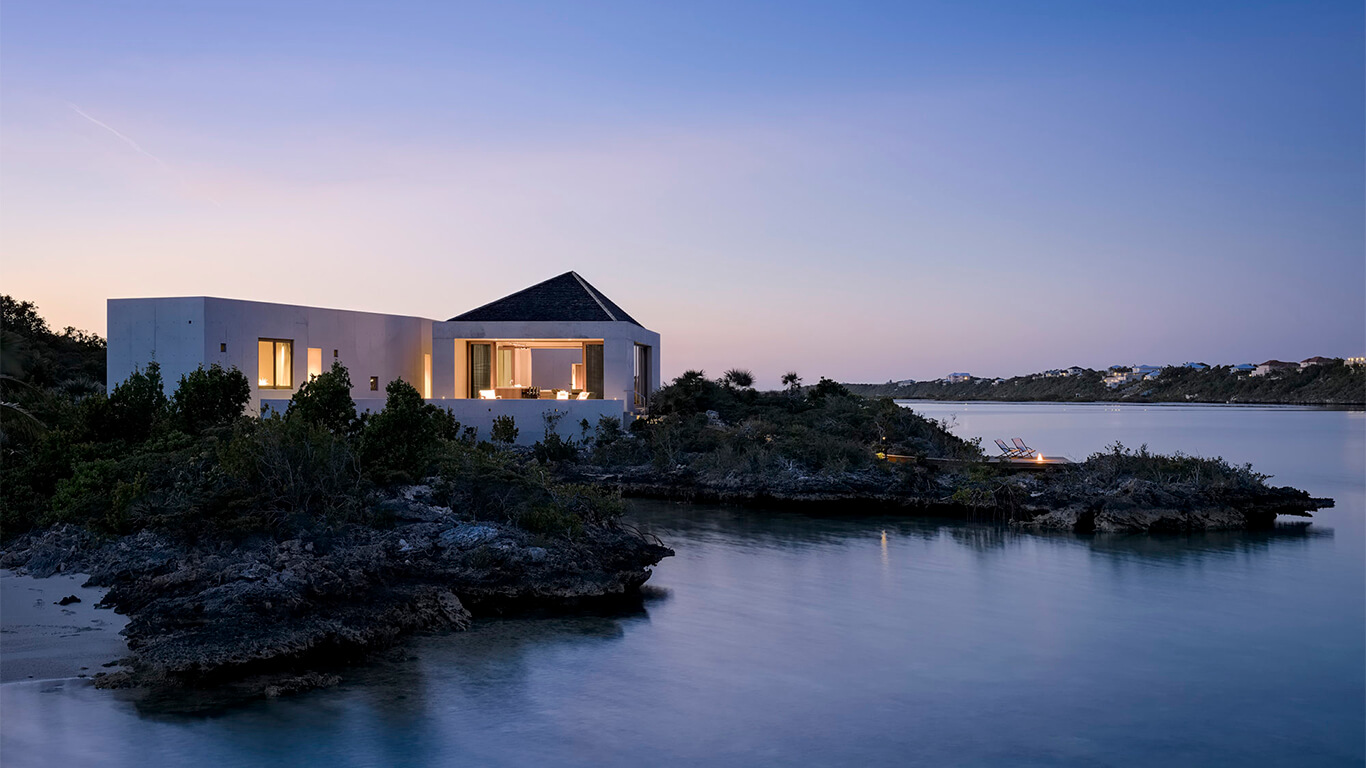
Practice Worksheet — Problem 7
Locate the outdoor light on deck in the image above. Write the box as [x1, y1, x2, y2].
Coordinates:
[1036, 453, 1044, 462]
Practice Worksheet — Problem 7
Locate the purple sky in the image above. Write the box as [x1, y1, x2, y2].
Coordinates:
[3, 1, 1362, 386]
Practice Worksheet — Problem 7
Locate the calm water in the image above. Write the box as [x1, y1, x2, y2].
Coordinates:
[3, 403, 1363, 767]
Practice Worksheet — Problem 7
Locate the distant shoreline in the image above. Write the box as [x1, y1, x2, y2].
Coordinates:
[890, 398, 1366, 411]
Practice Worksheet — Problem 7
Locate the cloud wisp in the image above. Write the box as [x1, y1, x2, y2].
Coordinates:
[67, 102, 173, 171]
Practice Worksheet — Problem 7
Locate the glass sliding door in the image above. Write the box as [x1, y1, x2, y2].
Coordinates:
[469, 342, 492, 396]
[633, 344, 651, 407]
[584, 343, 604, 399]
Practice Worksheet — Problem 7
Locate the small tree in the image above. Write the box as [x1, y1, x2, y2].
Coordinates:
[490, 414, 518, 445]
[807, 377, 851, 403]
[358, 378, 458, 484]
[781, 371, 802, 394]
[287, 361, 357, 435]
[104, 362, 169, 442]
[173, 364, 250, 435]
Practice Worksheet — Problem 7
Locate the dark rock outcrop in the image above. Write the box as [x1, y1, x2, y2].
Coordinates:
[1, 486, 671, 700]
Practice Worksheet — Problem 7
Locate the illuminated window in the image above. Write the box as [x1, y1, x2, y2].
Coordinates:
[369, 376, 379, 391]
[307, 347, 323, 380]
[257, 339, 293, 389]
[423, 353, 432, 399]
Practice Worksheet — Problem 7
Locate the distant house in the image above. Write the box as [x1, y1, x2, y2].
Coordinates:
[1103, 371, 1137, 388]
[1131, 365, 1161, 376]
[1348, 357, 1366, 367]
[1042, 369, 1064, 378]
[1252, 360, 1297, 377]
[1299, 356, 1334, 369]
[894, 379, 917, 386]
[1232, 363, 1256, 373]
[1065, 366, 1086, 376]
[944, 372, 972, 384]
[1183, 362, 1209, 371]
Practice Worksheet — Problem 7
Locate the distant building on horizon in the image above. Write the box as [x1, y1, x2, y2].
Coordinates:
[944, 372, 972, 384]
[1299, 356, 1333, 368]
[1252, 360, 1298, 377]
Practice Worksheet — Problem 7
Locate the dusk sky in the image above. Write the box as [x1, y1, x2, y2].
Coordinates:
[2, 1, 1362, 386]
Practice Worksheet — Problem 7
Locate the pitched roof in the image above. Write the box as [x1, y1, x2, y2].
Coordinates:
[448, 272, 642, 326]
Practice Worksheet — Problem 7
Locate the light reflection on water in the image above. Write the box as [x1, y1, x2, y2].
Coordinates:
[2, 404, 1362, 767]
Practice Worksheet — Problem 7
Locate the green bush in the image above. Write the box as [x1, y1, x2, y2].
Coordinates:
[532, 411, 578, 464]
[219, 416, 363, 524]
[357, 378, 459, 485]
[173, 364, 250, 435]
[102, 362, 169, 442]
[287, 361, 358, 435]
[491, 414, 518, 445]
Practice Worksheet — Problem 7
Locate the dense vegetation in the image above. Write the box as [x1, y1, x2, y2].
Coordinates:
[0, 299, 620, 542]
[847, 362, 1365, 405]
[561, 372, 981, 489]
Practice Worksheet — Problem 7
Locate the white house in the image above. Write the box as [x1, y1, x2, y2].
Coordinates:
[1252, 360, 1297, 377]
[944, 372, 972, 384]
[106, 272, 661, 444]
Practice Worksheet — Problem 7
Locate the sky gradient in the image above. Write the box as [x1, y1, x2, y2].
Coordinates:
[2, 1, 1362, 386]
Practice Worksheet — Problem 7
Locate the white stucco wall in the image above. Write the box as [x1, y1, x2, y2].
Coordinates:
[109, 297, 432, 413]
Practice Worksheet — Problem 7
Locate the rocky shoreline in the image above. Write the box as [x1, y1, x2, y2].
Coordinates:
[570, 462, 1333, 533]
[0, 485, 671, 703]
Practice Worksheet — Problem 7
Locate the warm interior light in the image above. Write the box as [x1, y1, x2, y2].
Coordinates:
[556, 390, 569, 400]
[479, 389, 497, 400]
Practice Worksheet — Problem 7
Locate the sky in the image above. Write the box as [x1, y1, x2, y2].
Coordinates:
[2, 1, 1362, 386]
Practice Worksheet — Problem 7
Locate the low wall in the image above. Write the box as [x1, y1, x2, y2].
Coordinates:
[260, 398, 626, 447]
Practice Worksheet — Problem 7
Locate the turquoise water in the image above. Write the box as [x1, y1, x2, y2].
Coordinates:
[3, 403, 1363, 767]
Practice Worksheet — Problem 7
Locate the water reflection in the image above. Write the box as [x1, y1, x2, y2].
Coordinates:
[3, 404, 1361, 768]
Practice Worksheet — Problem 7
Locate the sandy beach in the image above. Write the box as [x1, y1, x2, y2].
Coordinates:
[0, 569, 129, 683]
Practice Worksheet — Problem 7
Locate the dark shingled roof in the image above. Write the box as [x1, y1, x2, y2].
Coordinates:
[448, 272, 642, 326]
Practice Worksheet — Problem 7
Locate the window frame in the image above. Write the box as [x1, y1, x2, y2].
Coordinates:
[257, 338, 294, 389]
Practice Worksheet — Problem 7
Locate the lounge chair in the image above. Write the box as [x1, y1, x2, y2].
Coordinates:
[1011, 438, 1037, 457]
[576, 391, 590, 400]
[995, 439, 1026, 457]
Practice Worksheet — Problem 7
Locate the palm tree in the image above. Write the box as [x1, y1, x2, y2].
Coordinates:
[0, 374, 47, 442]
[781, 371, 802, 394]
[721, 369, 755, 389]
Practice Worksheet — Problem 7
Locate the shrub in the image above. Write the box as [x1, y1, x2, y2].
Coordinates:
[532, 411, 578, 464]
[219, 416, 362, 524]
[287, 361, 358, 435]
[102, 362, 169, 442]
[173, 364, 250, 435]
[358, 378, 459, 485]
[491, 414, 518, 445]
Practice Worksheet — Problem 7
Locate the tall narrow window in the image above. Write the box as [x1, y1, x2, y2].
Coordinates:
[307, 347, 323, 380]
[584, 343, 604, 400]
[469, 342, 492, 396]
[423, 353, 432, 399]
[634, 344, 652, 407]
[257, 339, 293, 388]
